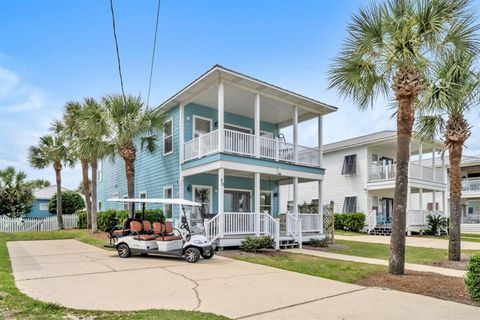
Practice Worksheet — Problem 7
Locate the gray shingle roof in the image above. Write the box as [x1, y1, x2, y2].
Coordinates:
[324, 130, 397, 152]
[33, 186, 70, 200]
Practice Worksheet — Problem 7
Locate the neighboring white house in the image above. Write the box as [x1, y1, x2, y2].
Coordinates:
[280, 130, 449, 234]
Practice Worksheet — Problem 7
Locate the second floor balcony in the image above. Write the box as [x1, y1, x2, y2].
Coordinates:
[462, 177, 480, 193]
[368, 162, 445, 183]
[184, 128, 322, 167]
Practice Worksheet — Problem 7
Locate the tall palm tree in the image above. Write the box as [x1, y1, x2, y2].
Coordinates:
[0, 166, 34, 217]
[29, 121, 74, 229]
[78, 97, 112, 232]
[328, 0, 479, 274]
[101, 94, 166, 217]
[63, 101, 93, 229]
[416, 50, 479, 261]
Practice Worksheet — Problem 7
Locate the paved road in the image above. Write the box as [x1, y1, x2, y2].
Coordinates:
[7, 240, 480, 320]
[335, 234, 480, 250]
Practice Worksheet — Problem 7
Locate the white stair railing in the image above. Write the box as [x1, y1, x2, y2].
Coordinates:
[366, 209, 377, 234]
[260, 213, 280, 249]
[286, 213, 302, 248]
[205, 213, 221, 243]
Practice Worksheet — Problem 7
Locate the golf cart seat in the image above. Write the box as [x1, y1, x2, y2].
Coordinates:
[130, 220, 157, 241]
[153, 221, 183, 241]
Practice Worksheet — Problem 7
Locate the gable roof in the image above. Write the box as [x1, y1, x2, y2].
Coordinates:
[157, 65, 337, 116]
[33, 186, 70, 200]
[324, 131, 398, 152]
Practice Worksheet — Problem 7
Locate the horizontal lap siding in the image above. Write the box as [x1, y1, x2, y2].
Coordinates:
[184, 173, 279, 217]
[25, 199, 52, 218]
[97, 106, 181, 218]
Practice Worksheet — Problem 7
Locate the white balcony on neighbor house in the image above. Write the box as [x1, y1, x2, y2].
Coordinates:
[183, 129, 322, 167]
[462, 178, 480, 193]
[368, 162, 445, 183]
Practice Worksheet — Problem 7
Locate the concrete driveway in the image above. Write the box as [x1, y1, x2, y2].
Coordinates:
[7, 239, 480, 320]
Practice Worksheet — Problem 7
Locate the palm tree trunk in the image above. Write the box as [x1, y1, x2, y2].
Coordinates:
[81, 159, 92, 229]
[124, 157, 135, 218]
[54, 163, 64, 229]
[389, 94, 415, 275]
[90, 158, 98, 233]
[449, 142, 463, 261]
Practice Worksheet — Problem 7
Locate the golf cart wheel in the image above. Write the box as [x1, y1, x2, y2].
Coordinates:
[184, 247, 201, 263]
[202, 249, 214, 259]
[117, 243, 131, 258]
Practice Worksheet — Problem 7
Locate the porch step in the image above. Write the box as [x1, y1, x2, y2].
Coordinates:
[369, 226, 392, 236]
[279, 239, 300, 249]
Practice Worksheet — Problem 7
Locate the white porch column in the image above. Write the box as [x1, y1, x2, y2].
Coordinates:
[432, 190, 437, 211]
[318, 115, 323, 167]
[318, 179, 323, 232]
[432, 147, 436, 181]
[441, 152, 447, 184]
[179, 103, 185, 163]
[419, 143, 424, 179]
[293, 105, 298, 164]
[254, 172, 261, 236]
[218, 82, 224, 152]
[254, 94, 261, 158]
[419, 188, 423, 211]
[442, 191, 447, 215]
[293, 177, 299, 219]
[218, 168, 224, 237]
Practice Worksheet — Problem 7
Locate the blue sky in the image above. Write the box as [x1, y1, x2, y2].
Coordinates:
[1, 0, 480, 189]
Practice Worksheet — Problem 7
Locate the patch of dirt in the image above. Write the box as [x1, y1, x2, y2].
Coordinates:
[304, 243, 347, 251]
[218, 249, 288, 259]
[428, 254, 472, 271]
[91, 232, 109, 241]
[358, 270, 476, 306]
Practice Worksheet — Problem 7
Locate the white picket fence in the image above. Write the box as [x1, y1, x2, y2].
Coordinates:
[0, 215, 79, 233]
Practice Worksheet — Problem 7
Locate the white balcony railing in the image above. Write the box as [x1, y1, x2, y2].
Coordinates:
[368, 162, 445, 183]
[184, 129, 321, 167]
[462, 178, 480, 193]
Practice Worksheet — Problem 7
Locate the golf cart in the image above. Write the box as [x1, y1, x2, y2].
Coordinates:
[104, 198, 214, 263]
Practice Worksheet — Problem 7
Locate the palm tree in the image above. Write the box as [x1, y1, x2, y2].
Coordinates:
[63, 101, 93, 229]
[29, 121, 74, 229]
[328, 0, 479, 274]
[28, 179, 51, 189]
[78, 97, 112, 232]
[0, 166, 34, 217]
[101, 94, 165, 217]
[416, 50, 479, 261]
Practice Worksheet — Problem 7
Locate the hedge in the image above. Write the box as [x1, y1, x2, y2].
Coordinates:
[75, 208, 164, 232]
[334, 212, 365, 232]
[465, 254, 480, 303]
[49, 191, 85, 215]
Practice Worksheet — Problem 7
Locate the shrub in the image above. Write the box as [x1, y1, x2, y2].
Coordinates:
[426, 213, 448, 235]
[96, 208, 164, 232]
[465, 254, 480, 304]
[49, 191, 85, 215]
[76, 211, 87, 229]
[309, 237, 330, 247]
[240, 235, 274, 252]
[334, 212, 365, 232]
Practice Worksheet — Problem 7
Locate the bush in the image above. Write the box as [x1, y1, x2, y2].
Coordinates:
[465, 254, 480, 304]
[97, 208, 164, 232]
[426, 213, 448, 235]
[240, 235, 274, 252]
[309, 237, 330, 247]
[76, 211, 87, 229]
[49, 191, 85, 215]
[334, 212, 365, 232]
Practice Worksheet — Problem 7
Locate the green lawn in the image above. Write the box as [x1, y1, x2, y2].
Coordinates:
[333, 230, 365, 236]
[326, 239, 479, 265]
[234, 253, 384, 284]
[418, 233, 480, 243]
[0, 230, 228, 320]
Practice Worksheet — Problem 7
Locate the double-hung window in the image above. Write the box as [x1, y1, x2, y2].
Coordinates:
[343, 197, 357, 213]
[342, 154, 357, 175]
[164, 119, 173, 155]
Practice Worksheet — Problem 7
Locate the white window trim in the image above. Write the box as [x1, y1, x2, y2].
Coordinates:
[98, 158, 103, 182]
[192, 115, 213, 139]
[260, 190, 273, 214]
[163, 117, 174, 156]
[163, 186, 174, 219]
[224, 123, 252, 134]
[192, 185, 213, 214]
[39, 202, 49, 211]
[123, 195, 129, 210]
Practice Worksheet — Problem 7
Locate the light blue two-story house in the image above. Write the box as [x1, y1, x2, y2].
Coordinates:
[97, 65, 337, 248]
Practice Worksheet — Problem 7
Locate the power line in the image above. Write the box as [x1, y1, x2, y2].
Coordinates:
[147, 0, 161, 108]
[109, 0, 126, 105]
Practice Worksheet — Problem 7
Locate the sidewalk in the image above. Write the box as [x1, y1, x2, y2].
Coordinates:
[334, 234, 480, 250]
[290, 248, 466, 278]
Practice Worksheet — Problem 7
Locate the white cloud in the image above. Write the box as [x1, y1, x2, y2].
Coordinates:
[0, 66, 48, 112]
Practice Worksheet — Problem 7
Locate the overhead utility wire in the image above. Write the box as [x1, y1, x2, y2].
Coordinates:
[147, 0, 162, 108]
[109, 0, 127, 105]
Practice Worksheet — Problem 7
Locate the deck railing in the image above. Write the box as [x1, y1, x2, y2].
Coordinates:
[366, 209, 377, 234]
[462, 178, 480, 193]
[298, 213, 322, 233]
[462, 214, 480, 224]
[368, 163, 444, 183]
[184, 129, 321, 167]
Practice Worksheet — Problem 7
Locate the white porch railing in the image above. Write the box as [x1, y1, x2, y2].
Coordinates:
[0, 215, 79, 233]
[368, 163, 444, 183]
[184, 129, 321, 167]
[407, 210, 429, 226]
[366, 209, 377, 234]
[462, 178, 480, 193]
[462, 214, 480, 224]
[286, 213, 302, 248]
[298, 213, 322, 233]
[223, 212, 256, 235]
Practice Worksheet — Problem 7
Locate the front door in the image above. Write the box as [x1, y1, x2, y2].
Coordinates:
[224, 190, 251, 212]
[381, 198, 393, 224]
